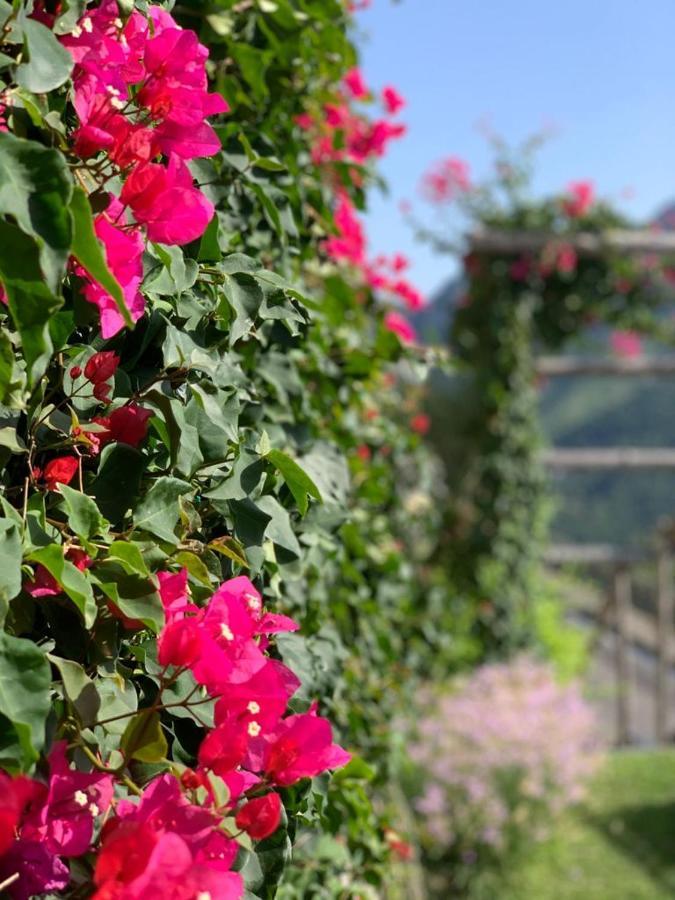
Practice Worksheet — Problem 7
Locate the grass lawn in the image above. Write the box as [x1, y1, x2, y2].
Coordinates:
[500, 748, 675, 899]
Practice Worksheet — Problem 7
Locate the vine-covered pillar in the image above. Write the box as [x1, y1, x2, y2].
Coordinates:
[447, 251, 547, 654]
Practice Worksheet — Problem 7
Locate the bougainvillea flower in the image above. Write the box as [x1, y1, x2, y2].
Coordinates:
[95, 773, 242, 897]
[93, 822, 243, 900]
[158, 569, 195, 623]
[235, 793, 281, 841]
[24, 566, 61, 598]
[38, 456, 80, 491]
[383, 310, 417, 345]
[263, 705, 351, 786]
[198, 719, 249, 776]
[324, 193, 366, 266]
[94, 404, 153, 448]
[158, 617, 203, 669]
[22, 742, 114, 858]
[120, 155, 214, 245]
[0, 839, 69, 900]
[381, 85, 405, 115]
[76, 198, 145, 339]
[611, 329, 642, 358]
[562, 180, 595, 218]
[84, 351, 120, 388]
[410, 413, 431, 435]
[343, 67, 368, 99]
[214, 659, 301, 735]
[420, 156, 471, 204]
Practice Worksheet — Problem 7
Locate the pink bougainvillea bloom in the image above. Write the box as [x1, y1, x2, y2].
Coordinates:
[235, 793, 282, 841]
[120, 155, 214, 245]
[381, 85, 405, 115]
[263, 704, 351, 786]
[343, 66, 368, 99]
[158, 569, 193, 623]
[562, 180, 595, 218]
[214, 658, 301, 735]
[76, 198, 145, 339]
[384, 310, 417, 345]
[390, 278, 425, 311]
[421, 156, 471, 204]
[93, 774, 242, 900]
[41, 456, 79, 491]
[22, 742, 114, 858]
[198, 719, 249, 776]
[324, 193, 367, 266]
[555, 244, 578, 275]
[610, 329, 642, 358]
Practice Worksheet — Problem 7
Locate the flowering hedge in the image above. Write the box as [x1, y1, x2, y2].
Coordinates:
[0, 0, 440, 896]
[408, 657, 601, 896]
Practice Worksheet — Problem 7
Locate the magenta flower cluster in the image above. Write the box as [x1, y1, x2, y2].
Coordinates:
[63, 0, 227, 337]
[0, 573, 350, 899]
[408, 657, 601, 858]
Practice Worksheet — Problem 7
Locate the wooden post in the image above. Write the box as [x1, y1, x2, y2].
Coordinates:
[613, 565, 632, 746]
[656, 525, 674, 743]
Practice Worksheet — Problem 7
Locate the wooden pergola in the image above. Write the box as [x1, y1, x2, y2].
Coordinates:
[471, 227, 675, 745]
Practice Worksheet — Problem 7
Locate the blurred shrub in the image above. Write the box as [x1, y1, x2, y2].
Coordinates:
[406, 657, 602, 896]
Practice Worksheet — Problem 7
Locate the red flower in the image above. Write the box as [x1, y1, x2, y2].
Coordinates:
[85, 351, 120, 385]
[41, 456, 79, 491]
[235, 793, 281, 841]
[410, 413, 431, 435]
[95, 404, 153, 449]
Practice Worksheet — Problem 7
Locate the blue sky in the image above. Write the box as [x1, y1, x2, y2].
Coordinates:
[356, 0, 675, 298]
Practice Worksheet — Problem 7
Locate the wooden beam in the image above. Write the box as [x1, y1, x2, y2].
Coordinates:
[536, 356, 675, 377]
[613, 566, 632, 746]
[656, 535, 674, 743]
[470, 227, 675, 257]
[543, 448, 675, 469]
[543, 543, 647, 565]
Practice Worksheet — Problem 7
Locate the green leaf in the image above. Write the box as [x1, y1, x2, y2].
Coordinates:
[59, 483, 109, 540]
[95, 568, 164, 633]
[107, 540, 150, 577]
[120, 709, 168, 763]
[267, 449, 322, 515]
[15, 18, 73, 92]
[0, 130, 72, 293]
[173, 550, 213, 587]
[133, 477, 193, 544]
[0, 518, 21, 625]
[91, 443, 146, 524]
[0, 631, 50, 769]
[69, 186, 132, 328]
[29, 544, 97, 627]
[0, 221, 63, 383]
[48, 654, 100, 726]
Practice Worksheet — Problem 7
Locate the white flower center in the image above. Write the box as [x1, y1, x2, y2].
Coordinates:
[88, 803, 100, 816]
[82, 17, 93, 32]
[244, 592, 261, 611]
[197, 893, 212, 900]
[247, 701, 260, 714]
[71, 24, 82, 37]
[248, 721, 261, 737]
[220, 623, 234, 641]
[74, 790, 88, 807]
